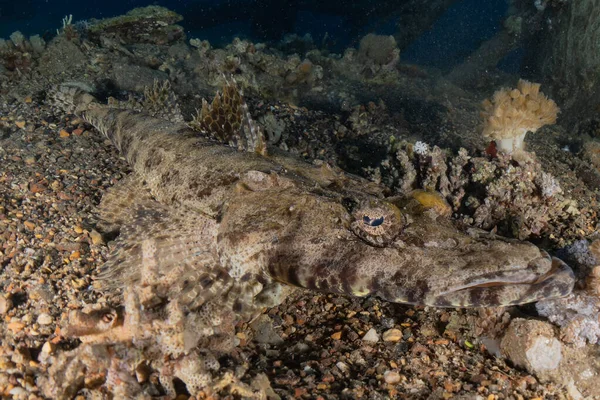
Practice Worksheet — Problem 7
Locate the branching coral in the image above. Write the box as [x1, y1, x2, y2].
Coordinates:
[481, 79, 559, 153]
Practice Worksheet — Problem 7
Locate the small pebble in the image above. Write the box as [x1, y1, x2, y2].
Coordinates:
[24, 221, 36, 230]
[41, 341, 56, 357]
[9, 387, 27, 396]
[384, 370, 401, 384]
[362, 328, 379, 343]
[29, 182, 46, 193]
[383, 328, 403, 342]
[336, 361, 350, 373]
[90, 229, 104, 245]
[7, 321, 25, 333]
[37, 313, 53, 325]
[0, 296, 13, 315]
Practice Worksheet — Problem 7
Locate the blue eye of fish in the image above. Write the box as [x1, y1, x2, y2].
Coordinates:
[363, 215, 384, 227]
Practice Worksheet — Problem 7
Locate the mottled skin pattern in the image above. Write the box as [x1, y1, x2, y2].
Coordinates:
[55, 84, 575, 310]
[42, 83, 577, 397]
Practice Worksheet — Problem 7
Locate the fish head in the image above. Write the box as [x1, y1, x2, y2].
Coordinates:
[219, 171, 575, 307]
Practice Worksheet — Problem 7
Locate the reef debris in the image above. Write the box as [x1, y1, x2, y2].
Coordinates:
[378, 142, 596, 244]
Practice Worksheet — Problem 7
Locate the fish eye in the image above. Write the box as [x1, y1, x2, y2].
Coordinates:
[363, 215, 385, 227]
[351, 202, 404, 247]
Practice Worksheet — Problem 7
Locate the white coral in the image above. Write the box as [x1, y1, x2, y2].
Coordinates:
[414, 141, 429, 156]
[536, 171, 562, 198]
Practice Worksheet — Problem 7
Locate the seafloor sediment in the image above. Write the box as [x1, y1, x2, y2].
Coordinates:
[1, 6, 600, 400]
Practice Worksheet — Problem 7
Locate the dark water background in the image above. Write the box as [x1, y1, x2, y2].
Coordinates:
[0, 0, 520, 73]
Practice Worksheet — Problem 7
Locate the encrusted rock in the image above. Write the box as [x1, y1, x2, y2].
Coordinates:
[500, 318, 562, 374]
[536, 293, 600, 347]
[88, 6, 184, 45]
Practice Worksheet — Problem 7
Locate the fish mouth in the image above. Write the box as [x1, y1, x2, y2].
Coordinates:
[430, 256, 575, 307]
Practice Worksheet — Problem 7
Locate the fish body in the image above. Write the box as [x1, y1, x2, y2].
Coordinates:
[52, 82, 575, 315]
[43, 81, 576, 398]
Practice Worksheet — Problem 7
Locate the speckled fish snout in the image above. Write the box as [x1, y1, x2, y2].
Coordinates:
[236, 186, 577, 308]
[421, 254, 575, 307]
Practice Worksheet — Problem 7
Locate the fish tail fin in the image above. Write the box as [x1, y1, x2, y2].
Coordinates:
[48, 81, 99, 115]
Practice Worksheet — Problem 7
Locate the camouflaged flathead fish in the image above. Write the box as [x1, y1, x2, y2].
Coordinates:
[43, 80, 577, 397]
[51, 80, 576, 312]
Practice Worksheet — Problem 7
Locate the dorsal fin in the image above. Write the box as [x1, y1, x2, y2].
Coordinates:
[188, 77, 268, 156]
[48, 81, 99, 115]
[107, 79, 185, 124]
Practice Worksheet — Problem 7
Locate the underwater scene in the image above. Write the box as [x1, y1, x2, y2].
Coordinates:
[1, 0, 600, 398]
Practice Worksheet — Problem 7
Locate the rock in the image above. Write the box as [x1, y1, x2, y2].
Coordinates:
[0, 296, 13, 315]
[89, 229, 104, 245]
[23, 221, 36, 230]
[87, 6, 184, 45]
[29, 182, 46, 193]
[331, 331, 342, 340]
[536, 293, 600, 347]
[250, 315, 283, 345]
[383, 370, 401, 384]
[38, 341, 56, 364]
[382, 328, 402, 342]
[362, 328, 379, 343]
[37, 313, 53, 325]
[28, 285, 55, 303]
[9, 387, 27, 396]
[111, 64, 169, 92]
[7, 321, 25, 333]
[500, 318, 562, 374]
[38, 36, 86, 78]
[336, 361, 350, 374]
[418, 322, 439, 337]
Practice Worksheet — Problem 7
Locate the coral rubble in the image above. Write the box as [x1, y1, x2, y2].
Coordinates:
[378, 143, 596, 244]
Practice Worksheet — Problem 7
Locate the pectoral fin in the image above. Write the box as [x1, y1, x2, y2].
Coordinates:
[95, 174, 226, 311]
